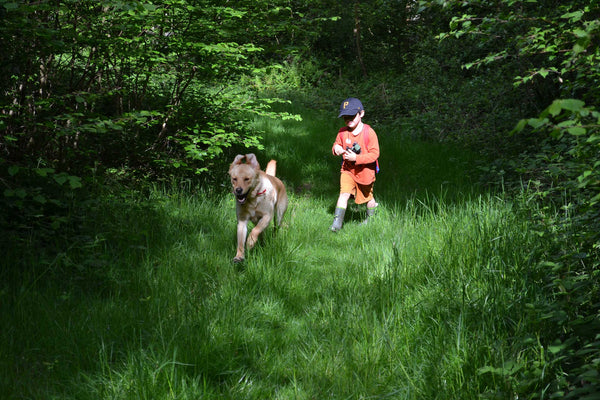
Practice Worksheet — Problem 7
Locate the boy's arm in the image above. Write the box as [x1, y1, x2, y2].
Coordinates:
[356, 128, 380, 165]
[332, 131, 345, 155]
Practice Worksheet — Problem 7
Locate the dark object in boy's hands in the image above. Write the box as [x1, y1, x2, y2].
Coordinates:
[346, 142, 361, 154]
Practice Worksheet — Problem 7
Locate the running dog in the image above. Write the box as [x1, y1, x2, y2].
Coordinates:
[228, 153, 288, 263]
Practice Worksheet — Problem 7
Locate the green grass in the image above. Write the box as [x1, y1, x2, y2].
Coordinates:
[1, 107, 551, 399]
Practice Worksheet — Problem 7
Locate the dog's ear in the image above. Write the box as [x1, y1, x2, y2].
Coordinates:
[232, 154, 245, 165]
[245, 153, 260, 170]
[229, 154, 245, 174]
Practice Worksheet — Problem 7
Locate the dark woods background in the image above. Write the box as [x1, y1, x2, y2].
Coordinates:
[2, 1, 598, 186]
[1, 1, 599, 398]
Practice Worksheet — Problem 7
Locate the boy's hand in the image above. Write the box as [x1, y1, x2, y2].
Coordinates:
[334, 144, 345, 156]
[343, 150, 357, 162]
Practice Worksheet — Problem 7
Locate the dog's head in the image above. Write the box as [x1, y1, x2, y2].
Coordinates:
[228, 154, 260, 204]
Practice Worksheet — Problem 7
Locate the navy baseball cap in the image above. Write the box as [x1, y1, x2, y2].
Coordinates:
[338, 97, 364, 118]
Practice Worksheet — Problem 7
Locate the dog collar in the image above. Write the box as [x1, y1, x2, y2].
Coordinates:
[256, 188, 267, 196]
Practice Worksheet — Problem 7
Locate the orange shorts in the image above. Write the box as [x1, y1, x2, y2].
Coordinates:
[340, 172, 374, 204]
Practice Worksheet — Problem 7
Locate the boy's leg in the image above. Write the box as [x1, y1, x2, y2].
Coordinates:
[362, 198, 378, 225]
[330, 193, 350, 232]
[331, 173, 357, 232]
[336, 192, 351, 209]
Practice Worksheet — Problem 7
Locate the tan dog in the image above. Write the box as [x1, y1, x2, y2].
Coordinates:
[228, 153, 288, 263]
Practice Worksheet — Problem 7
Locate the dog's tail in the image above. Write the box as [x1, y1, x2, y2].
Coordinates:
[265, 160, 277, 176]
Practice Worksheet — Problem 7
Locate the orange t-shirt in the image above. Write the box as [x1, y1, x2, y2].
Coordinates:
[332, 124, 380, 185]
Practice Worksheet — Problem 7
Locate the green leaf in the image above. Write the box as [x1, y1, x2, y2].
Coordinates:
[566, 126, 586, 136]
[561, 10, 584, 22]
[561, 99, 585, 112]
[8, 166, 20, 176]
[14, 188, 27, 199]
[579, 170, 593, 180]
[573, 42, 586, 54]
[33, 195, 47, 204]
[548, 100, 562, 117]
[54, 174, 68, 185]
[510, 119, 527, 135]
[548, 342, 568, 354]
[35, 168, 55, 177]
[3, 3, 19, 11]
[557, 120, 575, 128]
[68, 176, 82, 189]
[528, 117, 549, 129]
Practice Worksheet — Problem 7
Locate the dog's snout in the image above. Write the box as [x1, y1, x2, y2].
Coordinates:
[235, 187, 243, 195]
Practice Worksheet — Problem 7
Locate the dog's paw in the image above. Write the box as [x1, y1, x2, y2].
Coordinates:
[233, 256, 245, 263]
[246, 234, 258, 250]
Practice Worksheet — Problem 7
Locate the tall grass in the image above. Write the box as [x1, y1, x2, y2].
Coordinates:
[1, 107, 551, 399]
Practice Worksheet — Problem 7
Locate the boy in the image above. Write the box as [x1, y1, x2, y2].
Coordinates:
[330, 97, 380, 232]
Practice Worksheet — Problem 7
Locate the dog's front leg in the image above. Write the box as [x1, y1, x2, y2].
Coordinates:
[246, 216, 272, 251]
[234, 220, 248, 262]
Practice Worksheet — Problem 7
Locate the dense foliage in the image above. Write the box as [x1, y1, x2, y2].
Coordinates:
[0, 0, 308, 234]
[1, 0, 598, 398]
[417, 1, 600, 398]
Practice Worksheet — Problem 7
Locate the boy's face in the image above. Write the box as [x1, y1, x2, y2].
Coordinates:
[343, 110, 364, 130]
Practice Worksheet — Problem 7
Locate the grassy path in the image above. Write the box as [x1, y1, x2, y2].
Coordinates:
[1, 107, 547, 399]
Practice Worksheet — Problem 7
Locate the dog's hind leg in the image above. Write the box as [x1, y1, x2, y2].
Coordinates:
[275, 192, 288, 227]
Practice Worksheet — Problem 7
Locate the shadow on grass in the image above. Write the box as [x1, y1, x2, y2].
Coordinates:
[0, 189, 233, 398]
